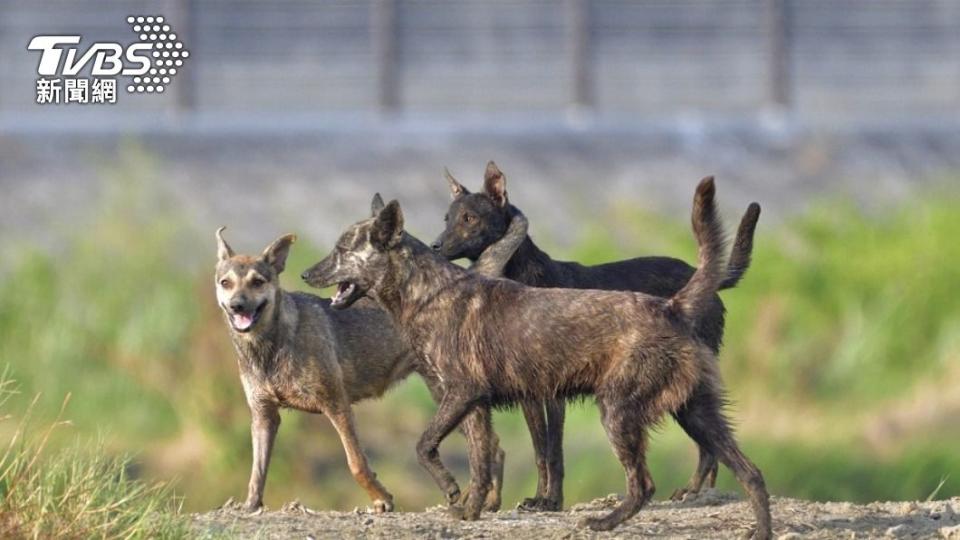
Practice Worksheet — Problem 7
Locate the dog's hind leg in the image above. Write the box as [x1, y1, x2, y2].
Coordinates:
[457, 405, 499, 514]
[519, 398, 566, 512]
[327, 406, 394, 512]
[543, 397, 566, 510]
[670, 381, 772, 539]
[244, 402, 280, 512]
[670, 382, 720, 501]
[416, 390, 488, 520]
[453, 428, 505, 513]
[485, 433, 506, 511]
[579, 397, 655, 531]
[517, 400, 550, 511]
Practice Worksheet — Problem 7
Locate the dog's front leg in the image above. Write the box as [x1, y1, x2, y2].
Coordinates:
[245, 401, 280, 512]
[416, 391, 483, 520]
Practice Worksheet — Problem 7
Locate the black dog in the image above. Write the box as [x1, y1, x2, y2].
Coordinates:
[431, 162, 760, 510]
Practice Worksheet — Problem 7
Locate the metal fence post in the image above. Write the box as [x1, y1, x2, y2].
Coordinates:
[372, 0, 399, 115]
[169, 0, 196, 114]
[766, 0, 791, 110]
[567, 0, 592, 112]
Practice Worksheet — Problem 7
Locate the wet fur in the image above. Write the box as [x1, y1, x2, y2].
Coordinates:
[303, 179, 771, 536]
[432, 163, 761, 510]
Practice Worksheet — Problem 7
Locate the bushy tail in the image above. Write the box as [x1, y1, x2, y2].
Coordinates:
[719, 202, 761, 290]
[669, 177, 728, 323]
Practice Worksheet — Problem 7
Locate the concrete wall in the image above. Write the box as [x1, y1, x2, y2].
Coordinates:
[2, 0, 959, 120]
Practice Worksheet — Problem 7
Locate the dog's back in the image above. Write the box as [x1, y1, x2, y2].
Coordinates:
[505, 251, 725, 353]
[435, 168, 759, 353]
[412, 179, 726, 404]
[504, 199, 758, 352]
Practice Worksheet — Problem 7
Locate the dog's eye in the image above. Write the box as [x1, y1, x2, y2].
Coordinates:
[463, 214, 473, 224]
[250, 278, 266, 288]
[219, 279, 232, 289]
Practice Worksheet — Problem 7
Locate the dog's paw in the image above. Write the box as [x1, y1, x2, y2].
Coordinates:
[517, 497, 539, 512]
[518, 496, 562, 512]
[458, 487, 499, 513]
[462, 481, 502, 511]
[447, 504, 465, 520]
[462, 505, 482, 522]
[445, 503, 481, 521]
[462, 494, 484, 521]
[669, 487, 695, 502]
[372, 499, 394, 513]
[240, 498, 264, 514]
[444, 485, 462, 506]
[482, 493, 502, 512]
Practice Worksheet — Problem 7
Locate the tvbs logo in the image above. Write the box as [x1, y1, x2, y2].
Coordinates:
[28, 36, 152, 77]
[28, 16, 189, 104]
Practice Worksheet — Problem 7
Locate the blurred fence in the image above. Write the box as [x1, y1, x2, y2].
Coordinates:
[1, 0, 959, 121]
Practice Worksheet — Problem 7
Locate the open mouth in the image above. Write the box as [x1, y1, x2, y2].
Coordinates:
[330, 281, 358, 309]
[229, 301, 266, 332]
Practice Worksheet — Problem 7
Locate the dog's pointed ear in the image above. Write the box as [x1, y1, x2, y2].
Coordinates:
[216, 227, 235, 261]
[370, 192, 385, 217]
[372, 200, 404, 249]
[444, 168, 469, 199]
[261, 233, 297, 274]
[483, 161, 508, 207]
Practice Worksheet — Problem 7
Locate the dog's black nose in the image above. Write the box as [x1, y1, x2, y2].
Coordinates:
[228, 302, 245, 314]
[431, 241, 442, 252]
[300, 271, 310, 281]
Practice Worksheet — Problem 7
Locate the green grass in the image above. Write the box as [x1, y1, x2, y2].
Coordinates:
[719, 196, 960, 404]
[1, 159, 958, 514]
[565, 192, 960, 406]
[0, 372, 187, 538]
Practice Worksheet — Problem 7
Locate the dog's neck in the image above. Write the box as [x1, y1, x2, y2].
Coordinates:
[371, 234, 470, 326]
[228, 289, 288, 376]
[501, 232, 556, 287]
[464, 204, 554, 285]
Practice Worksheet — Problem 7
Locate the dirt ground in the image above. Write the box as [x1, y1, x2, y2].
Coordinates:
[191, 490, 960, 539]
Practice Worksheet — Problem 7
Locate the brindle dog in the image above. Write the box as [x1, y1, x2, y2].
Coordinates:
[302, 178, 771, 537]
[215, 194, 528, 513]
[431, 162, 760, 511]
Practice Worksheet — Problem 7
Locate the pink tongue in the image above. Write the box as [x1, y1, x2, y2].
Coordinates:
[233, 313, 254, 330]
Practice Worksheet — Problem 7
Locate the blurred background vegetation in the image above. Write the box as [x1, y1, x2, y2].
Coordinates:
[1, 152, 956, 515]
[3, 3, 960, 536]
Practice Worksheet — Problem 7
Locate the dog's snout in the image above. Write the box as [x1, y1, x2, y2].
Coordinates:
[228, 300, 247, 313]
[431, 240, 442, 252]
[300, 271, 310, 281]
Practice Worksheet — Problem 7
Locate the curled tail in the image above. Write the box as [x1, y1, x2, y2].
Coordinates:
[719, 202, 761, 290]
[669, 176, 728, 323]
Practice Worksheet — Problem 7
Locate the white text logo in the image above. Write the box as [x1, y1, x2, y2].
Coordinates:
[28, 15, 190, 104]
